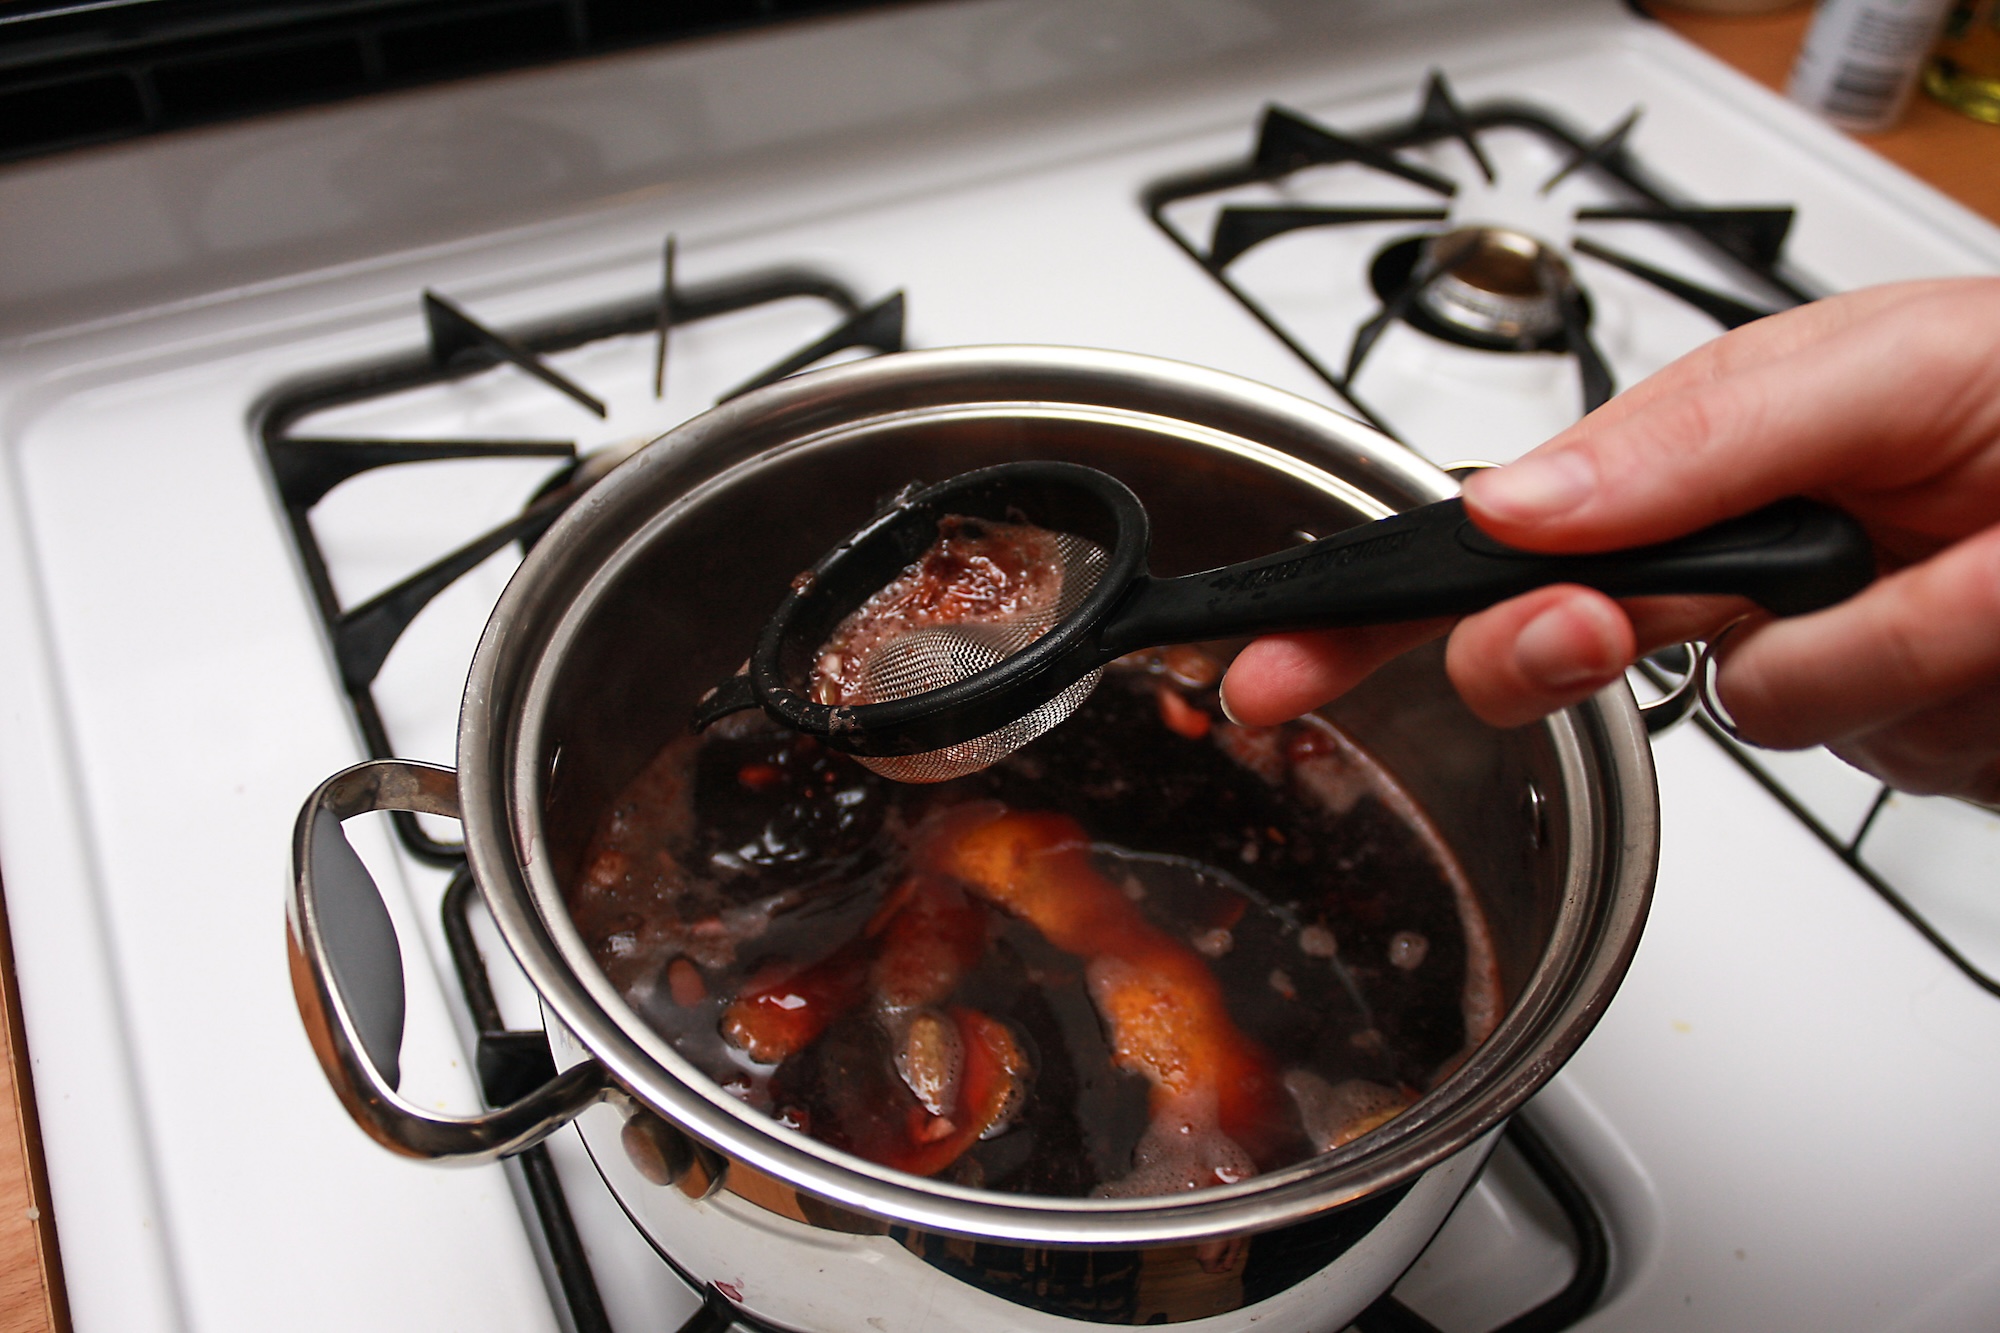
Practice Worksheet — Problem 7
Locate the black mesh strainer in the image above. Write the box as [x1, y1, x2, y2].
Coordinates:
[693, 460, 1873, 781]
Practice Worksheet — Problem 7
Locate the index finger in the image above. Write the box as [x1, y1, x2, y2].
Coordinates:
[1568, 279, 1957, 436]
[1462, 279, 2000, 551]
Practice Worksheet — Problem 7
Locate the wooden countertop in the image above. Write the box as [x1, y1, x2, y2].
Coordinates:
[0, 879, 65, 1333]
[0, 12, 1990, 1332]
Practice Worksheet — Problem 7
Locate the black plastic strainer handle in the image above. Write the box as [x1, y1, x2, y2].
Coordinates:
[695, 460, 1874, 762]
[1097, 494, 1874, 658]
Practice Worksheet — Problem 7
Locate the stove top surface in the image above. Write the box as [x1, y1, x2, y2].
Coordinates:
[2, 3, 1999, 1331]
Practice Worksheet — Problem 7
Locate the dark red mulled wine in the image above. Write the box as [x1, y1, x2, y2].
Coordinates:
[568, 647, 1498, 1199]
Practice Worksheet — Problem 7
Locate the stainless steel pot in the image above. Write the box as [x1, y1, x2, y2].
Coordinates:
[289, 347, 1657, 1332]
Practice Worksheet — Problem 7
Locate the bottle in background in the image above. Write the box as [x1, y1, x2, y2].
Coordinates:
[1789, 0, 1959, 130]
[1925, 0, 2000, 122]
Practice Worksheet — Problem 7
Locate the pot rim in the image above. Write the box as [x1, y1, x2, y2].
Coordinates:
[458, 345, 1657, 1246]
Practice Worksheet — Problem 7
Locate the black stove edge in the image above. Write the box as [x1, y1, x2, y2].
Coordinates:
[0, 0, 944, 166]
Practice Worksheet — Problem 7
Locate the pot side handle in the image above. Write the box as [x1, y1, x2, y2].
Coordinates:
[288, 758, 609, 1165]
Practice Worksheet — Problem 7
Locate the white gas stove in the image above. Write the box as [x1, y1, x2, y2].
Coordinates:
[2, 2, 1999, 1330]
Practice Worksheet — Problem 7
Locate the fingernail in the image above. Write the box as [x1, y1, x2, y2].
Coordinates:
[1218, 684, 1243, 727]
[1467, 450, 1595, 523]
[1515, 603, 1620, 691]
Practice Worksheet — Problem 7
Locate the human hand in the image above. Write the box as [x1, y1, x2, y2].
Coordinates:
[1220, 277, 2000, 804]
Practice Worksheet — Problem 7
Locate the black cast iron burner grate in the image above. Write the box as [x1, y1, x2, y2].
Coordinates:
[441, 869, 1609, 1333]
[260, 238, 906, 863]
[1143, 72, 1816, 444]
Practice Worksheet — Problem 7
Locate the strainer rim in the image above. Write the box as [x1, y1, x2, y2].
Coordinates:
[742, 459, 1150, 757]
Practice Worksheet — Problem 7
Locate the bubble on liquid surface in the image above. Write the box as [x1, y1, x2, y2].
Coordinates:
[1284, 1070, 1415, 1152]
[1297, 924, 1338, 959]
[1092, 1091, 1256, 1198]
[1388, 931, 1429, 970]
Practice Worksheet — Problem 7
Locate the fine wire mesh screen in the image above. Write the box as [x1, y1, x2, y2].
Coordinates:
[849, 530, 1109, 783]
